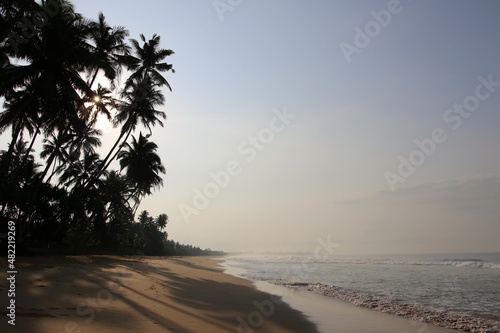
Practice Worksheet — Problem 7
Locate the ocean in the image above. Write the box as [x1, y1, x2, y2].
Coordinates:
[223, 252, 500, 331]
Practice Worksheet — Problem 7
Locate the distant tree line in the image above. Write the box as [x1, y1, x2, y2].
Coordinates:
[117, 210, 223, 256]
[0, 0, 223, 256]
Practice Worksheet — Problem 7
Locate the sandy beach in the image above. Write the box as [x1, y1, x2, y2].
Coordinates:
[0, 256, 467, 333]
[0, 256, 318, 333]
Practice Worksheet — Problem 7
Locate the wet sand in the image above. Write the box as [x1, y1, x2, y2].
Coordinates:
[0, 256, 317, 333]
[1, 256, 485, 333]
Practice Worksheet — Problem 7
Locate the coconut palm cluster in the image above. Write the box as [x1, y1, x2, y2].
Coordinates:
[0, 0, 182, 254]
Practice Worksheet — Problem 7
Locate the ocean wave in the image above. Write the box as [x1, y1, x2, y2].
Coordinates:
[276, 282, 500, 333]
[344, 259, 500, 269]
[226, 255, 500, 269]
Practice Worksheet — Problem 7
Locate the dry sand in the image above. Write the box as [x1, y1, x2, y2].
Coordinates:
[0, 256, 318, 333]
[0, 256, 461, 333]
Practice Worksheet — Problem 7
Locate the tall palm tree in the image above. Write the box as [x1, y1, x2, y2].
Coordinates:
[0, 1, 108, 229]
[88, 33, 174, 185]
[117, 133, 165, 212]
[115, 77, 166, 136]
[0, 0, 98, 176]
[0, 0, 96, 124]
[81, 84, 117, 127]
[1, 1, 173, 252]
[87, 12, 130, 88]
[121, 34, 175, 91]
[40, 132, 71, 184]
[86, 77, 166, 188]
[66, 119, 102, 159]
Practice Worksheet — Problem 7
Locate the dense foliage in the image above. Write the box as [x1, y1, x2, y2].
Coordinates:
[0, 0, 221, 256]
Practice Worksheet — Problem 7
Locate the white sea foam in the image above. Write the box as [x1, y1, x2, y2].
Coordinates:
[224, 252, 500, 327]
[277, 282, 500, 333]
[228, 254, 500, 269]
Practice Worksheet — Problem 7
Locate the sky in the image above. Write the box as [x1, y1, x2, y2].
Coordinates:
[6, 0, 500, 254]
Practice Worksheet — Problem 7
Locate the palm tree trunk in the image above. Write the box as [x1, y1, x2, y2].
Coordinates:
[132, 195, 143, 216]
[85, 124, 132, 189]
[84, 129, 125, 188]
[45, 161, 59, 184]
[103, 127, 133, 172]
[21, 124, 41, 166]
[88, 69, 99, 89]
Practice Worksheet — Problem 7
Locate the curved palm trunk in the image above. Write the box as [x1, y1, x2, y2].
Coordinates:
[102, 128, 133, 173]
[84, 130, 124, 188]
[88, 69, 99, 89]
[45, 161, 60, 184]
[85, 124, 133, 189]
[21, 124, 41, 166]
[131, 194, 143, 216]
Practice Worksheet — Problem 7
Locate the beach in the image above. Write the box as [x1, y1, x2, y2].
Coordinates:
[0, 255, 483, 333]
[224, 253, 500, 333]
[0, 256, 318, 333]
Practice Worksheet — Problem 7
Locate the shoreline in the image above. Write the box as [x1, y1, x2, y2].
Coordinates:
[1, 255, 497, 333]
[0, 255, 318, 333]
[220, 259, 500, 333]
[277, 282, 500, 333]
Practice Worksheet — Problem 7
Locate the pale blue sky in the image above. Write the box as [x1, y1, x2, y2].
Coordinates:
[15, 1, 500, 253]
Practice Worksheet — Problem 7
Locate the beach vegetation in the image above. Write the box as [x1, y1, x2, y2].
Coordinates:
[0, 0, 219, 256]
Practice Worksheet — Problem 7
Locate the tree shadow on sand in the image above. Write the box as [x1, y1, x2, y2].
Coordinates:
[0, 256, 319, 333]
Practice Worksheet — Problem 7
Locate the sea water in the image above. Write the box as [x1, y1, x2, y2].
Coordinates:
[224, 253, 500, 322]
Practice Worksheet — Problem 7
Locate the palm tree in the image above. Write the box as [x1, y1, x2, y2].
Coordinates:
[0, 1, 96, 125]
[0, 88, 41, 171]
[87, 33, 174, 186]
[87, 12, 130, 88]
[81, 84, 117, 127]
[116, 77, 166, 136]
[39, 132, 71, 184]
[0, 1, 174, 253]
[100, 170, 134, 248]
[0, 0, 41, 47]
[138, 210, 153, 226]
[0, 1, 107, 229]
[117, 133, 165, 212]
[86, 77, 166, 188]
[59, 152, 102, 190]
[66, 119, 102, 159]
[0, 140, 40, 216]
[0, 0, 98, 177]
[101, 170, 133, 220]
[156, 213, 168, 230]
[121, 34, 175, 91]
